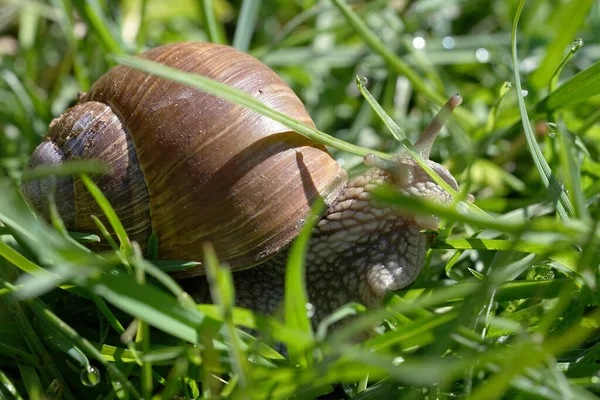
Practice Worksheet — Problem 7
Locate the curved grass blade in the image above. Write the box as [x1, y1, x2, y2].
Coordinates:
[80, 174, 133, 255]
[27, 298, 142, 399]
[549, 38, 583, 92]
[356, 76, 489, 219]
[71, 0, 125, 55]
[542, 59, 600, 111]
[90, 272, 209, 344]
[510, 1, 574, 220]
[529, 0, 593, 89]
[284, 198, 323, 366]
[232, 0, 261, 51]
[203, 243, 251, 390]
[200, 0, 226, 44]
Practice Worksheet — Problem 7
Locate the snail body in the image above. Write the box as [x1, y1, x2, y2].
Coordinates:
[22, 42, 462, 321]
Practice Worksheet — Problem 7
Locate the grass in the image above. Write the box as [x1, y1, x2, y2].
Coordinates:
[1, 0, 600, 399]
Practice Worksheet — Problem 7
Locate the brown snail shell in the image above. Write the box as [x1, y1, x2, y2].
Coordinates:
[21, 42, 347, 275]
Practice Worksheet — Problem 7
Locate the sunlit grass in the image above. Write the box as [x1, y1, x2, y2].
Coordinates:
[1, 0, 600, 399]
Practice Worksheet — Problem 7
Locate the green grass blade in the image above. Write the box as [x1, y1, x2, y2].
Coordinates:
[232, 0, 261, 51]
[0, 370, 25, 400]
[529, 0, 594, 89]
[356, 76, 489, 219]
[71, 0, 125, 55]
[27, 299, 142, 399]
[197, 304, 313, 349]
[0, 277, 75, 400]
[90, 272, 210, 344]
[0, 343, 37, 365]
[80, 174, 133, 256]
[0, 241, 57, 279]
[557, 122, 589, 221]
[200, 0, 226, 44]
[284, 199, 322, 366]
[16, 363, 43, 400]
[549, 38, 583, 92]
[202, 243, 251, 390]
[510, 0, 574, 220]
[542, 59, 600, 111]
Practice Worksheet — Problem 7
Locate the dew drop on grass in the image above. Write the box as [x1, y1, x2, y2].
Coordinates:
[80, 366, 101, 387]
[305, 302, 315, 318]
[392, 356, 405, 366]
[358, 76, 368, 87]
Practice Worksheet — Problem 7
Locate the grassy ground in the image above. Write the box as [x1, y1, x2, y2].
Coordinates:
[1, 0, 600, 399]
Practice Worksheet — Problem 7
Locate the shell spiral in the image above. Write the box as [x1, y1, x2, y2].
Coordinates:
[21, 42, 347, 275]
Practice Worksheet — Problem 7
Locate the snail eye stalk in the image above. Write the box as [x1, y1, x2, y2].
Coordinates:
[414, 94, 462, 159]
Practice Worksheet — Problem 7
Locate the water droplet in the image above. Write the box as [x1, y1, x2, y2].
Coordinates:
[305, 303, 315, 318]
[358, 76, 368, 86]
[412, 36, 426, 49]
[80, 366, 101, 387]
[392, 356, 405, 366]
[573, 38, 583, 47]
[475, 48, 489, 63]
[442, 36, 455, 49]
[521, 89, 529, 97]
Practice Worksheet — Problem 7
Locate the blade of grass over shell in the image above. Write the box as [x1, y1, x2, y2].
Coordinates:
[68, 231, 100, 243]
[113, 54, 390, 159]
[510, 0, 574, 220]
[355, 76, 489, 219]
[331, 0, 475, 129]
[232, 0, 261, 51]
[153, 259, 202, 273]
[129, 253, 192, 304]
[200, 0, 226, 44]
[80, 174, 133, 256]
[284, 198, 322, 367]
[90, 215, 120, 252]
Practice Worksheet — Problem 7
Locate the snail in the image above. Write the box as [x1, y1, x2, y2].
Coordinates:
[21, 42, 464, 322]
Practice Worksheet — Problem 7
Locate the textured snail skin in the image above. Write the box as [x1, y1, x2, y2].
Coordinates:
[189, 153, 458, 322]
